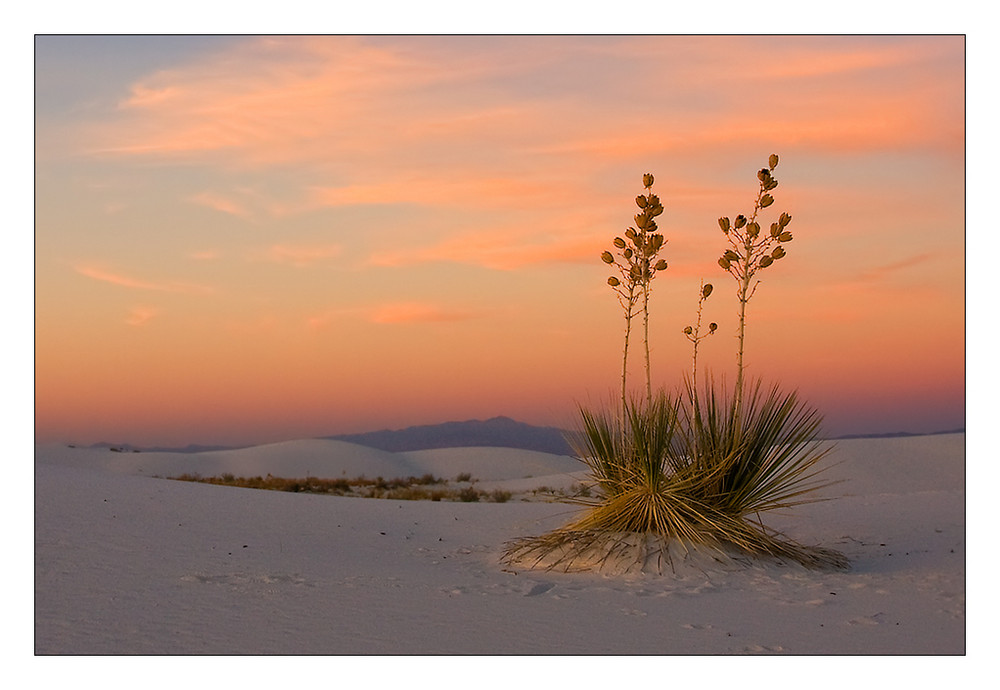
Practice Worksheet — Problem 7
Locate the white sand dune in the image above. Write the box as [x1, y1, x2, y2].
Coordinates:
[34, 434, 965, 655]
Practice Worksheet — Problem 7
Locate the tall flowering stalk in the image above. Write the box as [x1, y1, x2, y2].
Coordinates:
[602, 173, 668, 418]
[717, 154, 794, 415]
[683, 280, 717, 397]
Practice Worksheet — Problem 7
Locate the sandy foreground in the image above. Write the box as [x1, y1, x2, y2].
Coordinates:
[34, 434, 965, 657]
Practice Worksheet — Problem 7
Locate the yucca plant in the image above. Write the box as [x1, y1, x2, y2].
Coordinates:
[503, 157, 846, 574]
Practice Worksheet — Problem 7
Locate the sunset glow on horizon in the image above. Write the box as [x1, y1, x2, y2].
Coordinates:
[34, 35, 965, 447]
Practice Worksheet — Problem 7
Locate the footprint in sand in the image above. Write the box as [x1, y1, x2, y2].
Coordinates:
[848, 613, 885, 626]
[524, 582, 555, 597]
[743, 644, 785, 653]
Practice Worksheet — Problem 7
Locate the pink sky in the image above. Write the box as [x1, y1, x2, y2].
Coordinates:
[34, 35, 965, 446]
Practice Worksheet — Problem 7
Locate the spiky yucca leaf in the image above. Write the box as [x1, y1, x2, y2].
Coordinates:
[674, 378, 839, 518]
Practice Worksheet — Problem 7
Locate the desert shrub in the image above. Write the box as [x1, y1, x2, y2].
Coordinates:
[455, 472, 473, 483]
[490, 489, 512, 503]
[415, 473, 443, 485]
[458, 486, 481, 502]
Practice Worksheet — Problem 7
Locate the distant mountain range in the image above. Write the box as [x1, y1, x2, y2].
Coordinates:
[828, 428, 965, 440]
[85, 418, 964, 454]
[323, 416, 575, 455]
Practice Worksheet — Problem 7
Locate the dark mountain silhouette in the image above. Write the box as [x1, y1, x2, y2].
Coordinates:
[80, 421, 963, 454]
[830, 427, 964, 440]
[324, 416, 575, 455]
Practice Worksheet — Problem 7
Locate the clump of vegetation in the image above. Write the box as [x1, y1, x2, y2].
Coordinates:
[503, 157, 847, 574]
[168, 472, 522, 503]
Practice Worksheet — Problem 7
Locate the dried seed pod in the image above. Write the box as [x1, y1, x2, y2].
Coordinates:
[635, 195, 648, 209]
[777, 232, 793, 242]
[683, 326, 693, 335]
[779, 212, 792, 227]
[723, 249, 740, 262]
[765, 178, 778, 191]
[719, 217, 730, 233]
[718, 257, 731, 270]
[624, 247, 633, 259]
[758, 168, 771, 182]
[608, 276, 621, 287]
[643, 173, 654, 188]
[653, 259, 668, 271]
[601, 251, 615, 264]
[613, 237, 626, 249]
[760, 194, 774, 208]
[770, 222, 780, 238]
[771, 246, 786, 259]
[747, 222, 760, 238]
[625, 227, 637, 241]
[734, 214, 747, 229]
[769, 153, 779, 169]
[760, 255, 774, 268]
[634, 214, 649, 230]
[709, 322, 718, 333]
[702, 283, 713, 299]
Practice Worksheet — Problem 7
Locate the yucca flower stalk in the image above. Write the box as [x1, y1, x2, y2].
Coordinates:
[682, 280, 718, 402]
[717, 154, 794, 414]
[681, 281, 717, 460]
[602, 173, 668, 416]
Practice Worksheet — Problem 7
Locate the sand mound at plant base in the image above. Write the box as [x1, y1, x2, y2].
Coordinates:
[504, 531, 845, 577]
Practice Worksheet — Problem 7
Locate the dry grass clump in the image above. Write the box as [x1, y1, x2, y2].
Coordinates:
[169, 472, 513, 502]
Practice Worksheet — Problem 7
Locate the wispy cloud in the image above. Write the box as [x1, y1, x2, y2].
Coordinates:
[189, 191, 254, 219]
[74, 264, 212, 294]
[369, 228, 603, 271]
[258, 243, 343, 267]
[306, 302, 482, 329]
[368, 302, 481, 324]
[125, 306, 158, 326]
[81, 36, 963, 173]
[855, 253, 936, 284]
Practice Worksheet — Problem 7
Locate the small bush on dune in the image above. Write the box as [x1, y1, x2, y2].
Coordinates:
[503, 158, 847, 573]
[458, 486, 481, 502]
[490, 489, 512, 503]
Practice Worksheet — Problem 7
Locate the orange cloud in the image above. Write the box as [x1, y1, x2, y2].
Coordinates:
[125, 306, 158, 326]
[310, 174, 572, 210]
[259, 243, 343, 267]
[75, 264, 212, 294]
[189, 191, 253, 219]
[369, 228, 603, 271]
[368, 302, 480, 324]
[855, 253, 936, 284]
